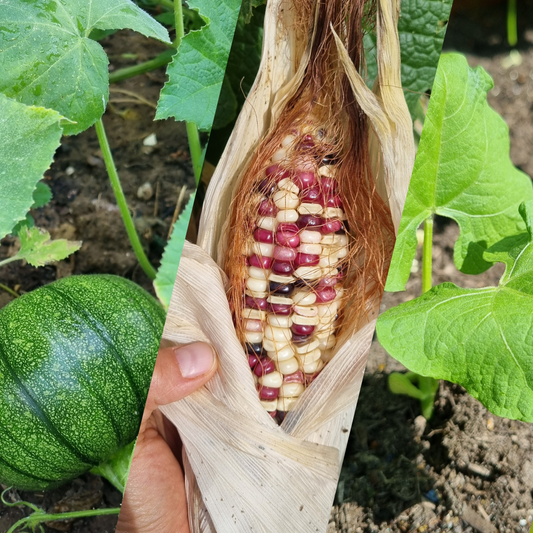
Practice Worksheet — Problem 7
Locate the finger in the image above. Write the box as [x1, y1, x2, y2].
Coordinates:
[142, 342, 217, 420]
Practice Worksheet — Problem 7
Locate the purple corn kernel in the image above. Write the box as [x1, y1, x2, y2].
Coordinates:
[248, 254, 272, 269]
[300, 187, 322, 204]
[272, 261, 294, 275]
[284, 370, 305, 384]
[248, 354, 259, 368]
[292, 333, 312, 344]
[318, 276, 339, 288]
[273, 246, 297, 262]
[269, 281, 295, 296]
[268, 303, 292, 315]
[254, 228, 274, 244]
[297, 215, 323, 230]
[245, 295, 268, 310]
[315, 287, 336, 303]
[291, 323, 315, 335]
[258, 385, 279, 400]
[293, 171, 317, 189]
[320, 219, 343, 234]
[295, 253, 320, 267]
[266, 164, 291, 181]
[246, 342, 264, 356]
[254, 356, 276, 376]
[258, 199, 278, 217]
[258, 179, 276, 196]
[269, 410, 278, 418]
[276, 230, 300, 248]
[324, 194, 343, 208]
[320, 177, 338, 194]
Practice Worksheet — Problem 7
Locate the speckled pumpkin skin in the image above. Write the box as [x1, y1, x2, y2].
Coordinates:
[0, 275, 165, 490]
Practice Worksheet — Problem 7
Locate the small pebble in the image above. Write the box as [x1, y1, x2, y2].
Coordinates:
[137, 182, 154, 200]
[143, 133, 157, 146]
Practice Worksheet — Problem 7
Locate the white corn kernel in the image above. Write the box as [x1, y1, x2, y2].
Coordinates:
[298, 203, 322, 215]
[242, 308, 266, 320]
[264, 326, 292, 343]
[321, 350, 335, 363]
[277, 357, 299, 375]
[266, 295, 293, 305]
[268, 273, 295, 284]
[244, 331, 263, 344]
[260, 399, 278, 411]
[279, 382, 305, 398]
[281, 134, 297, 148]
[318, 165, 335, 177]
[318, 334, 336, 350]
[277, 396, 299, 412]
[297, 348, 322, 364]
[292, 291, 317, 306]
[300, 230, 322, 244]
[272, 148, 288, 162]
[298, 243, 322, 255]
[273, 190, 299, 210]
[321, 234, 336, 245]
[259, 371, 283, 388]
[335, 245, 348, 259]
[267, 314, 292, 328]
[278, 178, 300, 194]
[292, 314, 320, 326]
[323, 207, 346, 220]
[267, 344, 295, 362]
[247, 266, 269, 280]
[276, 209, 299, 223]
[294, 266, 322, 280]
[318, 301, 338, 318]
[302, 358, 324, 374]
[252, 241, 274, 258]
[257, 216, 277, 231]
[335, 234, 348, 246]
[245, 289, 268, 299]
[246, 277, 268, 293]
[294, 339, 320, 354]
[319, 255, 338, 268]
[294, 305, 318, 317]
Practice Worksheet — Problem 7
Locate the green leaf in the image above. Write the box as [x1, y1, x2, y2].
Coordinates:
[364, 0, 453, 116]
[156, 0, 241, 131]
[15, 226, 82, 267]
[32, 182, 53, 209]
[239, 0, 266, 24]
[0, 94, 63, 240]
[377, 204, 533, 422]
[386, 53, 533, 291]
[154, 192, 195, 308]
[0, 0, 170, 136]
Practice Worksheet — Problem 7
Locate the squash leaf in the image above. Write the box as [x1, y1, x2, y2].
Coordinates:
[386, 53, 533, 291]
[13, 226, 82, 267]
[0, 0, 170, 136]
[364, 0, 453, 117]
[156, 0, 241, 131]
[377, 202, 533, 423]
[154, 192, 195, 308]
[0, 95, 63, 240]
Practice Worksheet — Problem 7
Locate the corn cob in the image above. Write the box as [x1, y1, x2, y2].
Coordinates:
[224, 2, 395, 424]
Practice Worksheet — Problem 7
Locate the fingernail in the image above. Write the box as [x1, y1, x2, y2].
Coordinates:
[175, 343, 215, 378]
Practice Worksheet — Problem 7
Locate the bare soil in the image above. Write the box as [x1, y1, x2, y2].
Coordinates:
[0, 30, 194, 533]
[328, 2, 533, 532]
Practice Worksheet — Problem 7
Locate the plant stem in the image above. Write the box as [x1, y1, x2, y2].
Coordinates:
[508, 0, 518, 47]
[422, 215, 433, 294]
[94, 118, 157, 280]
[109, 49, 175, 84]
[174, 0, 203, 184]
[7, 508, 120, 533]
[0, 283, 19, 298]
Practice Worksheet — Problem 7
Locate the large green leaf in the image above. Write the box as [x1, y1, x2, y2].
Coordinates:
[365, 0, 453, 116]
[0, 94, 63, 240]
[0, 0, 170, 136]
[156, 0, 241, 131]
[386, 53, 533, 291]
[154, 192, 195, 309]
[377, 203, 533, 422]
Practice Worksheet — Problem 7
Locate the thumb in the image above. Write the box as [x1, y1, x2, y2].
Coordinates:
[143, 342, 217, 419]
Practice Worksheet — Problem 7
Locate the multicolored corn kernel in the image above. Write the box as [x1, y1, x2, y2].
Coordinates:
[240, 126, 349, 422]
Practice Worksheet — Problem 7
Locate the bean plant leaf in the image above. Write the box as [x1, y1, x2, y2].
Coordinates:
[154, 192, 195, 309]
[156, 0, 241, 131]
[0, 94, 63, 240]
[376, 203, 533, 423]
[13, 226, 82, 267]
[0, 0, 170, 136]
[386, 53, 533, 291]
[364, 0, 453, 116]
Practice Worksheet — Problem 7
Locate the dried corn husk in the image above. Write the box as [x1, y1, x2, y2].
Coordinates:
[159, 0, 414, 531]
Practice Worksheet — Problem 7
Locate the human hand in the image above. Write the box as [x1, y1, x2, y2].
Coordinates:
[115, 343, 217, 533]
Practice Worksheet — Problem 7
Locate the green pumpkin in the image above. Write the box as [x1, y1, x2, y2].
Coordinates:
[0, 275, 165, 491]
